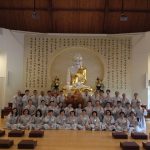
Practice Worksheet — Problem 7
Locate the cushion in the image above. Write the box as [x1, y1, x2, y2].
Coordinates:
[0, 130, 5, 137]
[18, 140, 37, 149]
[131, 132, 148, 139]
[29, 130, 44, 137]
[0, 139, 14, 148]
[112, 132, 128, 139]
[120, 142, 140, 150]
[8, 130, 25, 137]
[143, 142, 150, 150]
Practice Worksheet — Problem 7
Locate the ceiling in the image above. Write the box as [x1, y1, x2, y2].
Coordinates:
[0, 0, 150, 34]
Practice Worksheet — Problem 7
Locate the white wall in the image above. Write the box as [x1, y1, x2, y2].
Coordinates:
[0, 28, 24, 108]
[1, 28, 150, 107]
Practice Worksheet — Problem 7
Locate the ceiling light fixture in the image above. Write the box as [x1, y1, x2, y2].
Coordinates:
[120, 0, 128, 21]
[32, 0, 39, 19]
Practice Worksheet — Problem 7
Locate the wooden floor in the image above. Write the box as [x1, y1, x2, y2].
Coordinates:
[0, 118, 150, 150]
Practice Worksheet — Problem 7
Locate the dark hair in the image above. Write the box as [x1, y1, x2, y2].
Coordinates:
[35, 109, 42, 117]
[105, 110, 112, 115]
[129, 111, 136, 116]
[82, 109, 86, 112]
[33, 90, 37, 92]
[100, 90, 104, 93]
[106, 89, 110, 93]
[28, 99, 32, 103]
[11, 108, 18, 116]
[119, 111, 125, 116]
[47, 90, 51, 93]
[23, 109, 30, 115]
[92, 111, 97, 116]
[60, 109, 65, 114]
[25, 90, 29, 93]
[70, 111, 75, 115]
[48, 110, 53, 113]
[41, 100, 45, 103]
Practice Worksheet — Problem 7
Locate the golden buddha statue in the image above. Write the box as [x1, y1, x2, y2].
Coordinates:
[63, 54, 92, 94]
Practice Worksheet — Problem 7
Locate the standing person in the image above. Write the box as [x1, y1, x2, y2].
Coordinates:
[45, 91, 52, 106]
[38, 91, 46, 106]
[115, 111, 129, 132]
[43, 110, 57, 130]
[30, 109, 44, 130]
[77, 109, 89, 130]
[75, 103, 83, 117]
[131, 93, 141, 108]
[6, 108, 19, 130]
[103, 89, 112, 106]
[121, 93, 130, 107]
[12, 90, 23, 115]
[37, 100, 47, 117]
[82, 90, 91, 106]
[112, 91, 122, 107]
[88, 111, 102, 131]
[135, 101, 147, 132]
[18, 109, 32, 130]
[57, 91, 65, 104]
[31, 90, 38, 108]
[103, 110, 115, 131]
[24, 99, 36, 116]
[93, 100, 104, 122]
[84, 101, 93, 117]
[22, 90, 30, 108]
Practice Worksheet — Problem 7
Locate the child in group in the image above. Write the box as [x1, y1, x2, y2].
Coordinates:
[88, 111, 102, 131]
[6, 108, 19, 130]
[30, 109, 44, 130]
[43, 110, 57, 130]
[115, 111, 129, 132]
[18, 109, 32, 130]
[103, 110, 115, 131]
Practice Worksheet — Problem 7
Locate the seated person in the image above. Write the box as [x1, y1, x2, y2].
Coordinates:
[6, 108, 19, 130]
[18, 109, 32, 130]
[103, 110, 115, 131]
[24, 99, 36, 116]
[30, 109, 44, 130]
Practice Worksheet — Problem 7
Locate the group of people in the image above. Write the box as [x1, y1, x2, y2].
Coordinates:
[6, 89, 147, 132]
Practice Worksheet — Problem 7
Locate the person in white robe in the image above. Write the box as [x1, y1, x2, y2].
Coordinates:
[77, 109, 89, 130]
[30, 109, 44, 130]
[121, 93, 130, 107]
[38, 91, 46, 106]
[56, 110, 67, 129]
[131, 93, 141, 108]
[24, 99, 36, 116]
[135, 101, 147, 132]
[111, 91, 122, 107]
[93, 100, 104, 121]
[31, 90, 38, 108]
[84, 101, 93, 116]
[88, 111, 102, 131]
[11, 90, 23, 115]
[115, 111, 129, 132]
[43, 110, 57, 130]
[22, 90, 30, 108]
[66, 111, 78, 130]
[17, 109, 32, 130]
[64, 104, 74, 117]
[128, 111, 138, 132]
[103, 110, 115, 131]
[37, 100, 47, 117]
[45, 91, 52, 106]
[6, 108, 19, 130]
[75, 103, 83, 117]
[57, 91, 65, 104]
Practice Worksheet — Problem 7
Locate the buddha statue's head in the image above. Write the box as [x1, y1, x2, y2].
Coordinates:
[73, 54, 83, 67]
